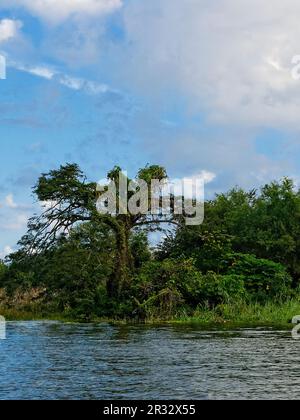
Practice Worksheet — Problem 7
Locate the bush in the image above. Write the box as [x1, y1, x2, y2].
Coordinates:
[1, 268, 35, 294]
[133, 259, 247, 312]
[194, 272, 246, 307]
[227, 253, 293, 301]
[132, 259, 198, 317]
[133, 258, 197, 297]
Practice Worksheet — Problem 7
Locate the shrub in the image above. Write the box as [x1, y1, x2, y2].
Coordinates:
[195, 272, 246, 307]
[227, 253, 293, 301]
[133, 259, 247, 311]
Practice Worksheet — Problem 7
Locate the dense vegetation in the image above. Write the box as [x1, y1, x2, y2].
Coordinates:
[0, 164, 300, 322]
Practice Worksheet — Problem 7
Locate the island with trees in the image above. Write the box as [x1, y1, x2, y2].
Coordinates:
[0, 163, 300, 325]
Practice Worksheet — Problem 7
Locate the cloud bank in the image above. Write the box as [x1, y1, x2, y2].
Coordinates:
[108, 0, 300, 129]
[2, 0, 300, 253]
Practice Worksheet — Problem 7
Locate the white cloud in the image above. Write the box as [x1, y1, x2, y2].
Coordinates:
[196, 171, 216, 184]
[115, 0, 300, 129]
[0, 19, 22, 43]
[12, 62, 58, 81]
[4, 0, 122, 24]
[59, 75, 109, 94]
[10, 60, 113, 95]
[24, 66, 55, 80]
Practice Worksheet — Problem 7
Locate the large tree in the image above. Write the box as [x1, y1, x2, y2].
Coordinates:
[19, 163, 179, 297]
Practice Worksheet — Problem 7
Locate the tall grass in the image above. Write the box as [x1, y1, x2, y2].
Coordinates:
[173, 299, 300, 326]
[1, 299, 300, 326]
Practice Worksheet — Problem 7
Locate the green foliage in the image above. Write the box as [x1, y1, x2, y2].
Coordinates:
[227, 253, 292, 301]
[132, 259, 194, 318]
[137, 165, 167, 184]
[161, 178, 300, 282]
[130, 232, 152, 269]
[34, 163, 95, 206]
[4, 221, 116, 317]
[191, 272, 246, 306]
[159, 228, 232, 273]
[2, 169, 300, 321]
[133, 259, 246, 314]
[133, 258, 199, 300]
[0, 260, 7, 286]
[20, 162, 175, 299]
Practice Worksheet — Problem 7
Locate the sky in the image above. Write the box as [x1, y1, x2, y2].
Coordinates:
[1, 0, 300, 257]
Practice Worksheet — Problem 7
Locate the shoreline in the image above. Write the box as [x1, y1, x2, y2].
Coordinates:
[1, 300, 299, 329]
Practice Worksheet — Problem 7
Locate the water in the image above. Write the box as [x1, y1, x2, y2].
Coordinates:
[0, 322, 299, 400]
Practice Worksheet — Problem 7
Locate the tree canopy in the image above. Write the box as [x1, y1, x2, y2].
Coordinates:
[1, 166, 300, 320]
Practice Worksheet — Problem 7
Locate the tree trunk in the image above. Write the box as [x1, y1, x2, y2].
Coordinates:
[107, 220, 133, 298]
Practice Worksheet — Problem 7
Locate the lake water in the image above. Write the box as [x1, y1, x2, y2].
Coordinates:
[0, 322, 299, 400]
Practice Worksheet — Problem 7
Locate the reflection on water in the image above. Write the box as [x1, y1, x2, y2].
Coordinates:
[0, 322, 299, 400]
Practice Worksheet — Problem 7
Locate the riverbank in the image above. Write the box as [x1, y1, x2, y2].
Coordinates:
[1, 299, 299, 327]
[171, 300, 300, 328]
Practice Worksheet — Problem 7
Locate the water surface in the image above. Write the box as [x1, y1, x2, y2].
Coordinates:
[0, 322, 299, 400]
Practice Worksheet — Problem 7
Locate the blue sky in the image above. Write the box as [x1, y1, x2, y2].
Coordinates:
[1, 0, 300, 257]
